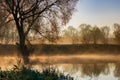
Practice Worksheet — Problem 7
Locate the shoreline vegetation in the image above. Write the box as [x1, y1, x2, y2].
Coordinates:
[0, 44, 120, 56]
[0, 63, 73, 80]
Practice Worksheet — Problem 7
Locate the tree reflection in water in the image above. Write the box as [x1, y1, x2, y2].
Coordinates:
[33, 62, 120, 79]
[44, 63, 111, 79]
[1, 56, 120, 79]
[114, 63, 120, 78]
[81, 63, 110, 77]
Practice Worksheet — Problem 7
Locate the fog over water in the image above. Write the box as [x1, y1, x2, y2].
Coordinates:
[1, 54, 120, 80]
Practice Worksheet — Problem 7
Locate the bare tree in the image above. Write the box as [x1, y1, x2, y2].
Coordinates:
[0, 0, 78, 64]
[79, 24, 92, 44]
[91, 26, 101, 44]
[100, 26, 110, 44]
[113, 23, 120, 44]
[63, 26, 79, 44]
[0, 21, 17, 44]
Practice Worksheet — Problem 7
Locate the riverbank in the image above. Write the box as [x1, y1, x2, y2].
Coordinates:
[0, 44, 120, 56]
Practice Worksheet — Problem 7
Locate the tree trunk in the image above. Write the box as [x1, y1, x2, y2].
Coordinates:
[15, 18, 30, 64]
[19, 32, 30, 64]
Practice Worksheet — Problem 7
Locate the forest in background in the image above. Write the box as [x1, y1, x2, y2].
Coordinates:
[0, 23, 120, 45]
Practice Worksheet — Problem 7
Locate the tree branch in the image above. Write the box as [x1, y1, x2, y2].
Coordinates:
[23, 0, 57, 20]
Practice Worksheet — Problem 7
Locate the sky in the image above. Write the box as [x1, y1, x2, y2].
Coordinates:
[67, 0, 120, 28]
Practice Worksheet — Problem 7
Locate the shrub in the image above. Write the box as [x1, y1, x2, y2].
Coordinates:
[0, 64, 73, 80]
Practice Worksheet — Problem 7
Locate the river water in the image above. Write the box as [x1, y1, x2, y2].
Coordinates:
[0, 55, 120, 80]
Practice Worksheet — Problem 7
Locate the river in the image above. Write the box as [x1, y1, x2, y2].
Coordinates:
[0, 54, 120, 80]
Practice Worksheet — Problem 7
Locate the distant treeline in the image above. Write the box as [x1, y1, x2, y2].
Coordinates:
[0, 23, 120, 45]
[62, 23, 120, 45]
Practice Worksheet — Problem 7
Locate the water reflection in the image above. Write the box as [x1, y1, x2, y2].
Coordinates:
[114, 63, 120, 78]
[81, 63, 110, 77]
[32, 63, 119, 80]
[1, 56, 120, 80]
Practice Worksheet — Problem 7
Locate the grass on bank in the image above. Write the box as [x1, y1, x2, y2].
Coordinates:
[0, 64, 73, 80]
[0, 59, 73, 80]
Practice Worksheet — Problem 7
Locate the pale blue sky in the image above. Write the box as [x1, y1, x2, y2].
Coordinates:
[67, 0, 120, 27]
